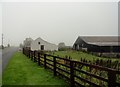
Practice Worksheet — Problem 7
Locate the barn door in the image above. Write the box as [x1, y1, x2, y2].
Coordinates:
[41, 45, 44, 50]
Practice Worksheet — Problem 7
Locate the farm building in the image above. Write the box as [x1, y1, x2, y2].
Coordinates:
[31, 37, 58, 51]
[73, 36, 120, 53]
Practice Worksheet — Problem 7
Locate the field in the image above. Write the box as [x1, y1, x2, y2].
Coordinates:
[2, 51, 68, 86]
[22, 49, 120, 86]
[48, 50, 120, 86]
[49, 51, 120, 71]
[52, 51, 120, 62]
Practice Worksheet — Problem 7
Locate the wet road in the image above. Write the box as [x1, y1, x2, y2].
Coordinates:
[0, 49, 1, 86]
[0, 50, 2, 75]
[2, 47, 18, 72]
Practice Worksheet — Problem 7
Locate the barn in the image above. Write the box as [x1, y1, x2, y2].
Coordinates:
[31, 37, 58, 51]
[73, 36, 120, 53]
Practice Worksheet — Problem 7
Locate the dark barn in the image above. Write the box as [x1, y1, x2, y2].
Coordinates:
[73, 36, 120, 53]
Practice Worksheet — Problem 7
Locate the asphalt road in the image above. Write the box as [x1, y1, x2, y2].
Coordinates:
[2, 47, 18, 72]
[0, 49, 2, 75]
[0, 49, 2, 86]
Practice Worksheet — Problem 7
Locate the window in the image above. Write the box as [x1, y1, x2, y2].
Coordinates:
[38, 42, 40, 44]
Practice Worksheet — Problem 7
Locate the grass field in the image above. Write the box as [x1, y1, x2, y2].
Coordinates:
[0, 76, 1, 86]
[52, 51, 120, 62]
[51, 50, 120, 86]
[2, 51, 68, 86]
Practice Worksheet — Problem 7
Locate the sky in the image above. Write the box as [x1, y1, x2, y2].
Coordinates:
[0, 0, 119, 46]
[118, 1, 120, 35]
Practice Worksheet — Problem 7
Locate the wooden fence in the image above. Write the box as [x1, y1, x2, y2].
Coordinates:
[23, 48, 120, 87]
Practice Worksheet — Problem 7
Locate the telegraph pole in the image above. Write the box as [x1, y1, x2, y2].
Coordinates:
[2, 33, 4, 49]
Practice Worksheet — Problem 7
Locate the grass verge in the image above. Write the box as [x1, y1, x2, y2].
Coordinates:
[2, 51, 68, 86]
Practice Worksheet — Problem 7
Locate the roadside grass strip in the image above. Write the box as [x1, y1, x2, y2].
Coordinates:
[2, 51, 68, 86]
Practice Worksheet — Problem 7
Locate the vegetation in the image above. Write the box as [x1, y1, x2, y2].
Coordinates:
[0, 75, 1, 86]
[23, 49, 120, 86]
[52, 50, 120, 62]
[48, 50, 120, 86]
[2, 52, 68, 86]
[49, 50, 120, 71]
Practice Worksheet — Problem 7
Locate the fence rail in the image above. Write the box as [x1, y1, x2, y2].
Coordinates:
[23, 48, 120, 87]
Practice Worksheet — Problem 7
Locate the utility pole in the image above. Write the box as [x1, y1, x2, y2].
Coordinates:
[2, 33, 4, 49]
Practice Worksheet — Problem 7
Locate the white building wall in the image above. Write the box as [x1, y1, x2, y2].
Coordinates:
[31, 37, 58, 51]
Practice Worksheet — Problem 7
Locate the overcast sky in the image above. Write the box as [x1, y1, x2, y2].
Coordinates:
[1, 0, 119, 46]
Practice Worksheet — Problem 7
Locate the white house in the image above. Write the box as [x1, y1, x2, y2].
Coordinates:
[31, 37, 58, 51]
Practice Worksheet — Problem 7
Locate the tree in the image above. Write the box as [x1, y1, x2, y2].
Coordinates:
[19, 43, 23, 48]
[7, 44, 10, 47]
[58, 42, 65, 48]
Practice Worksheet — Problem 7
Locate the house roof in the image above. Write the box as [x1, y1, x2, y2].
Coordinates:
[77, 36, 120, 46]
[34, 37, 57, 46]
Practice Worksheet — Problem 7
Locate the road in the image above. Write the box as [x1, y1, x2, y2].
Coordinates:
[2, 47, 18, 72]
[0, 47, 18, 86]
[0, 49, 1, 75]
[0, 49, 1, 86]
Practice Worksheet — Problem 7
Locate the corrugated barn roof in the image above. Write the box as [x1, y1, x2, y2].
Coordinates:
[78, 36, 120, 46]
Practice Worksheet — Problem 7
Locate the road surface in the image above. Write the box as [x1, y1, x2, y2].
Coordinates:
[2, 47, 18, 72]
[0, 47, 18, 86]
[0, 49, 2, 75]
[0, 49, 1, 86]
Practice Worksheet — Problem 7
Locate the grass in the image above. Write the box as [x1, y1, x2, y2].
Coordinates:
[2, 51, 68, 86]
[51, 50, 120, 86]
[0, 76, 1, 86]
[52, 50, 120, 62]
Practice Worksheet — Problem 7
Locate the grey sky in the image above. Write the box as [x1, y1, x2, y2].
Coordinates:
[1, 1, 118, 46]
[0, 3, 2, 45]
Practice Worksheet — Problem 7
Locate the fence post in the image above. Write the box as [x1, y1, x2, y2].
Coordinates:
[53, 56, 57, 76]
[27, 50, 29, 57]
[28, 50, 30, 58]
[38, 52, 40, 66]
[26, 49, 28, 57]
[34, 51, 36, 62]
[70, 60, 74, 87]
[44, 54, 46, 69]
[108, 70, 116, 87]
[31, 51, 33, 60]
[23, 48, 24, 54]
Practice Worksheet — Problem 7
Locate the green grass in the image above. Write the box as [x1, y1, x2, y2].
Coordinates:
[0, 76, 1, 86]
[52, 51, 120, 62]
[2, 51, 68, 86]
[51, 51, 120, 86]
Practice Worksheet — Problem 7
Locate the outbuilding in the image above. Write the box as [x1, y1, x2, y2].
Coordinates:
[73, 36, 120, 53]
[31, 37, 58, 51]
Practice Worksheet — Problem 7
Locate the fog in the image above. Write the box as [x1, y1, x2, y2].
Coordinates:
[1, 1, 118, 46]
